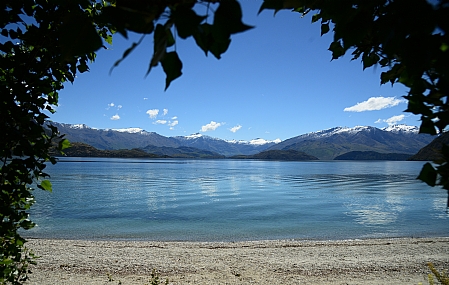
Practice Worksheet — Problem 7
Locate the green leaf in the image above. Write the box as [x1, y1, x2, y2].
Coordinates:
[259, 0, 304, 14]
[328, 41, 345, 59]
[419, 118, 437, 135]
[213, 0, 253, 42]
[77, 61, 89, 73]
[193, 23, 212, 56]
[193, 23, 231, 59]
[362, 52, 380, 70]
[417, 162, 437, 187]
[59, 139, 71, 151]
[101, 6, 155, 35]
[161, 51, 182, 90]
[59, 14, 103, 59]
[110, 41, 141, 74]
[172, 6, 206, 39]
[209, 38, 231, 59]
[379, 58, 389, 67]
[321, 23, 330, 36]
[39, 180, 52, 192]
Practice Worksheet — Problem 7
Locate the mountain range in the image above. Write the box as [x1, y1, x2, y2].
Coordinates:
[267, 125, 433, 160]
[50, 122, 435, 160]
[50, 122, 280, 157]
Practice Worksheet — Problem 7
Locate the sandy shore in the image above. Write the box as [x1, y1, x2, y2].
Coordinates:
[25, 237, 449, 285]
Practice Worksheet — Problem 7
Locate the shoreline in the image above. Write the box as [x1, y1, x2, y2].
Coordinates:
[25, 237, 449, 284]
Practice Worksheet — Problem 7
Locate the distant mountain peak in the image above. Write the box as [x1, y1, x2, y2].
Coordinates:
[381, 124, 419, 134]
[70, 124, 91, 129]
[268, 124, 431, 160]
[301, 125, 375, 140]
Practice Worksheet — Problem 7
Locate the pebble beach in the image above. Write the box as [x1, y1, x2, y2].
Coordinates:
[25, 237, 449, 285]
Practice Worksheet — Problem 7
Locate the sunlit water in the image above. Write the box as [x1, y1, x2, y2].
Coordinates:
[24, 158, 449, 241]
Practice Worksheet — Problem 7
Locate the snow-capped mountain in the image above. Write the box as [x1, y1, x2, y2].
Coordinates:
[268, 125, 433, 160]
[296, 126, 375, 140]
[49, 122, 279, 156]
[112, 127, 146, 134]
[179, 133, 281, 146]
[49, 122, 433, 159]
[173, 133, 279, 156]
[381, 124, 419, 134]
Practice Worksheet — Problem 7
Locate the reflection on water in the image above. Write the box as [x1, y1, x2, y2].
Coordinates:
[26, 158, 449, 241]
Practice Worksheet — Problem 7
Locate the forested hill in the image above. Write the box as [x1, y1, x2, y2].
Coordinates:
[62, 142, 165, 158]
[231, 150, 318, 161]
[408, 132, 449, 161]
[334, 151, 412, 161]
[62, 142, 225, 159]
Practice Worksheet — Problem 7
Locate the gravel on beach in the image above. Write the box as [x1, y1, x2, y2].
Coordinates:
[25, 237, 449, 285]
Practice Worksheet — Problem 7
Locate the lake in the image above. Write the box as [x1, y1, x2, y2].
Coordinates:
[24, 158, 449, 241]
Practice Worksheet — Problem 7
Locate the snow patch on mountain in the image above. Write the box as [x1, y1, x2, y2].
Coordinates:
[300, 126, 375, 140]
[179, 133, 280, 145]
[382, 124, 419, 134]
[71, 124, 89, 129]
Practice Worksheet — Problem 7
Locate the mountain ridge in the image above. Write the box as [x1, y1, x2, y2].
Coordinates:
[50, 122, 433, 159]
[268, 124, 432, 160]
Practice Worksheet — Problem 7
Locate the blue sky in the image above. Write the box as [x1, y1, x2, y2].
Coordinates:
[50, 1, 419, 142]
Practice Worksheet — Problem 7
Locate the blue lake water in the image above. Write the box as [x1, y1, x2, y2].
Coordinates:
[24, 158, 449, 241]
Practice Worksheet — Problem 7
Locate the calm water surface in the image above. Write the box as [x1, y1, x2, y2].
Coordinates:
[25, 158, 449, 241]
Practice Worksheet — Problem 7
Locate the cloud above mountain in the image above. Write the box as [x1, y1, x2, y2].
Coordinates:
[375, 114, 405, 125]
[168, 120, 178, 130]
[230, 125, 242, 133]
[146, 109, 159, 119]
[201, 121, 222, 132]
[344, 97, 405, 112]
[110, 114, 120, 120]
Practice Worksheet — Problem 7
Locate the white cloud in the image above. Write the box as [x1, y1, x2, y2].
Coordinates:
[230, 125, 242, 133]
[154, 120, 167, 125]
[117, 105, 122, 110]
[143, 97, 148, 100]
[172, 116, 178, 120]
[169, 120, 178, 130]
[201, 121, 222, 132]
[146, 109, 159, 119]
[385, 114, 405, 125]
[344, 97, 405, 112]
[375, 114, 405, 125]
[107, 102, 114, 110]
[163, 109, 168, 116]
[110, 114, 120, 120]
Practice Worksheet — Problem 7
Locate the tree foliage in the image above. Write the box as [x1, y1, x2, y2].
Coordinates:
[1, 1, 111, 283]
[1, 0, 448, 283]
